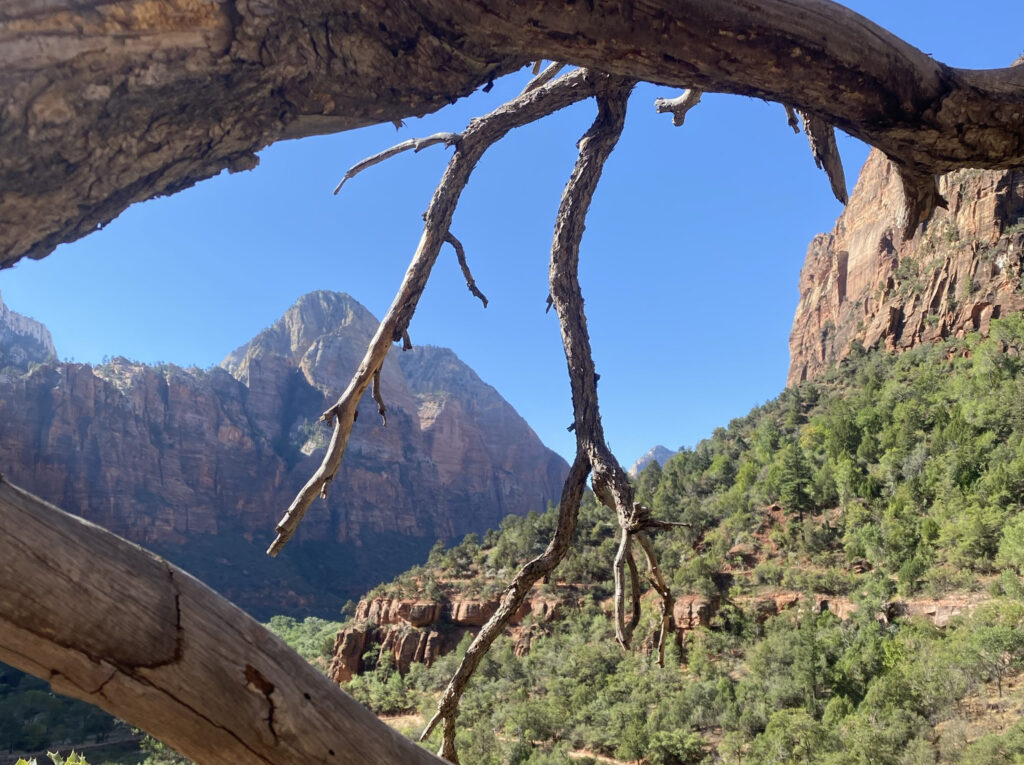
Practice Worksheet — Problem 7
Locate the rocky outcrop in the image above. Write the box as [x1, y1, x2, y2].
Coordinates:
[0, 289, 56, 372]
[789, 150, 1024, 385]
[329, 592, 561, 681]
[629, 445, 677, 477]
[0, 291, 567, 617]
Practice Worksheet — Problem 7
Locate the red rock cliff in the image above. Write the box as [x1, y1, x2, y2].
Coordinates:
[789, 150, 1024, 386]
[0, 291, 568, 617]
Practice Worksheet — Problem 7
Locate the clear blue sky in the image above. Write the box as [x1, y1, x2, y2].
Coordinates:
[2, 2, 1021, 465]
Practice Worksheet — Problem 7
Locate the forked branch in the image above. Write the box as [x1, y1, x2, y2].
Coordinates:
[270, 69, 608, 556]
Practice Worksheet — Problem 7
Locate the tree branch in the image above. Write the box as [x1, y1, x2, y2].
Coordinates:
[800, 111, 849, 205]
[269, 68, 608, 556]
[654, 89, 703, 126]
[444, 232, 488, 307]
[7, 0, 1024, 266]
[0, 477, 444, 765]
[333, 133, 460, 194]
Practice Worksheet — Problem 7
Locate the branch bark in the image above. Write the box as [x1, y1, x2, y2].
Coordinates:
[0, 477, 444, 765]
[5, 0, 1024, 266]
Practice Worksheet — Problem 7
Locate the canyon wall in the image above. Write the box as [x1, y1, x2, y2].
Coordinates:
[789, 150, 1024, 385]
[0, 290, 567, 617]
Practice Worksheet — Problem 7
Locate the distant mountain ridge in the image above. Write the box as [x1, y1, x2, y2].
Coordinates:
[0, 290, 567, 617]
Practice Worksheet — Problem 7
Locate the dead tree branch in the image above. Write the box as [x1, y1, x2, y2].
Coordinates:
[444, 232, 488, 307]
[421, 74, 634, 762]
[522, 61, 567, 94]
[800, 111, 849, 204]
[0, 478, 444, 765]
[654, 89, 703, 126]
[371, 369, 387, 426]
[332, 133, 460, 194]
[270, 69, 609, 557]
[783, 104, 800, 133]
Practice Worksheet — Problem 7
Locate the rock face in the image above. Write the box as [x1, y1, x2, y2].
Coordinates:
[328, 592, 561, 682]
[789, 150, 1024, 385]
[0, 290, 567, 617]
[628, 445, 677, 477]
[0, 290, 56, 372]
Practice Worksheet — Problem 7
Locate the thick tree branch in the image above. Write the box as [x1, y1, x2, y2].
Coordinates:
[5, 0, 1024, 266]
[0, 478, 443, 765]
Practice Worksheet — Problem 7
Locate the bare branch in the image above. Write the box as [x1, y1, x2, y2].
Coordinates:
[371, 369, 387, 426]
[420, 452, 590, 749]
[270, 69, 610, 557]
[332, 133, 460, 194]
[635, 530, 674, 667]
[422, 74, 634, 762]
[444, 232, 488, 307]
[654, 88, 703, 126]
[800, 111, 849, 205]
[522, 61, 566, 94]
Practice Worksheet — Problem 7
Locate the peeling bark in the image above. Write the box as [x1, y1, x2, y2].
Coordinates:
[4, 0, 1024, 266]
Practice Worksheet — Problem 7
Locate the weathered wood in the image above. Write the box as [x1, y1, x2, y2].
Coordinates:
[0, 477, 443, 765]
[4, 0, 1024, 267]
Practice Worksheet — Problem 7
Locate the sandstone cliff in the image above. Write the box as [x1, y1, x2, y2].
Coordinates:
[789, 150, 1024, 385]
[328, 591, 563, 682]
[0, 289, 55, 372]
[0, 290, 567, 617]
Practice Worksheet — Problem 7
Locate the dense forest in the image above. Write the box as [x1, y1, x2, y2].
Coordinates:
[10, 315, 1024, 763]
[339, 314, 1024, 764]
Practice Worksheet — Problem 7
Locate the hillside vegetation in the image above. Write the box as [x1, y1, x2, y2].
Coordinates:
[341, 315, 1024, 764]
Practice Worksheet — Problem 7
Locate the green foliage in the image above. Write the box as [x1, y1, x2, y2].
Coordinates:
[264, 615, 342, 667]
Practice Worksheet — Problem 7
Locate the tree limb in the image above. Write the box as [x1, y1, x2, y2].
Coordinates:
[333, 133, 460, 194]
[444, 232, 488, 307]
[269, 68, 609, 556]
[0, 477, 444, 765]
[800, 111, 849, 205]
[6, 0, 1024, 265]
[654, 89, 703, 126]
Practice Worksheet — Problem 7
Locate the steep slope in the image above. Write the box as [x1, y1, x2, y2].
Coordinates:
[333, 315, 1024, 764]
[0, 290, 567, 617]
[0, 289, 55, 372]
[789, 149, 1024, 385]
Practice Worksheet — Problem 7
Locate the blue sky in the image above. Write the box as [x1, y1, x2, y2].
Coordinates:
[2, 2, 1022, 465]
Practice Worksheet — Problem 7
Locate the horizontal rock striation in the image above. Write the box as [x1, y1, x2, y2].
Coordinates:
[789, 150, 1024, 386]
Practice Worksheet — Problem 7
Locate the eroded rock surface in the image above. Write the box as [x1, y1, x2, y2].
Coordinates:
[789, 150, 1024, 385]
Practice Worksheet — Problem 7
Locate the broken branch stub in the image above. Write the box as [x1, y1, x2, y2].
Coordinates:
[800, 111, 849, 205]
[654, 88, 703, 126]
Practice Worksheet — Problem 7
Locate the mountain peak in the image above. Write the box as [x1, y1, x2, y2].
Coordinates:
[221, 290, 379, 377]
[629, 445, 677, 476]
